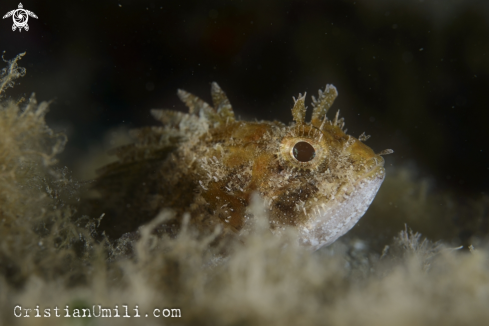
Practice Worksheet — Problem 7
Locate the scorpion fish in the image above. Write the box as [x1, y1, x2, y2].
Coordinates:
[93, 83, 390, 251]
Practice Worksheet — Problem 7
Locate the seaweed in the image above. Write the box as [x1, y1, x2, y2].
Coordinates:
[1, 53, 489, 326]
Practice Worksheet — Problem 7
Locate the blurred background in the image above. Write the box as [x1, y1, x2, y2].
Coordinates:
[1, 0, 488, 245]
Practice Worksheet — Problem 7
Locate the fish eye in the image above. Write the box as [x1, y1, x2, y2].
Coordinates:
[292, 141, 316, 162]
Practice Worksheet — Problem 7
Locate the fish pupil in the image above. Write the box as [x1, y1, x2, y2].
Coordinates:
[292, 141, 316, 162]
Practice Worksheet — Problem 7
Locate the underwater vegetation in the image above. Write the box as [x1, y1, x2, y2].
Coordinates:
[1, 53, 489, 325]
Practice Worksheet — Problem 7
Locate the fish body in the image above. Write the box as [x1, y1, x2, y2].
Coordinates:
[94, 83, 387, 250]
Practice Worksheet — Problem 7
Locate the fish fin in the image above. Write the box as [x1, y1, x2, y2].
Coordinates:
[177, 88, 213, 115]
[211, 82, 235, 122]
[151, 109, 187, 125]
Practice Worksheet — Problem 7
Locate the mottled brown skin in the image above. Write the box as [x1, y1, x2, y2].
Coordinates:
[92, 83, 389, 250]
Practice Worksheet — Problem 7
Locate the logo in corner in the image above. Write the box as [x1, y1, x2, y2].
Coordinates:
[3, 3, 38, 32]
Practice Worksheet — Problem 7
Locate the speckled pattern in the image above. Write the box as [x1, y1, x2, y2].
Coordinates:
[93, 83, 390, 250]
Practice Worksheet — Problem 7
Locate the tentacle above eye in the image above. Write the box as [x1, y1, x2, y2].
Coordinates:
[291, 92, 307, 124]
[311, 84, 338, 127]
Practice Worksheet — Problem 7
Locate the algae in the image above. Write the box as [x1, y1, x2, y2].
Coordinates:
[1, 53, 489, 326]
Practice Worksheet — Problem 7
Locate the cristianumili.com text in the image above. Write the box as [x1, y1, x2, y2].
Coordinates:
[14, 305, 181, 318]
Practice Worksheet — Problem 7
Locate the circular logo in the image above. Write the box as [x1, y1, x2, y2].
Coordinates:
[13, 10, 28, 27]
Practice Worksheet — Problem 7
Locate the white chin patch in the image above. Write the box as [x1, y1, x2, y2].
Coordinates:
[298, 174, 385, 251]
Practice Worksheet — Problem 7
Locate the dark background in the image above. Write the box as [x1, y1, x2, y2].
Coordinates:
[1, 0, 488, 197]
